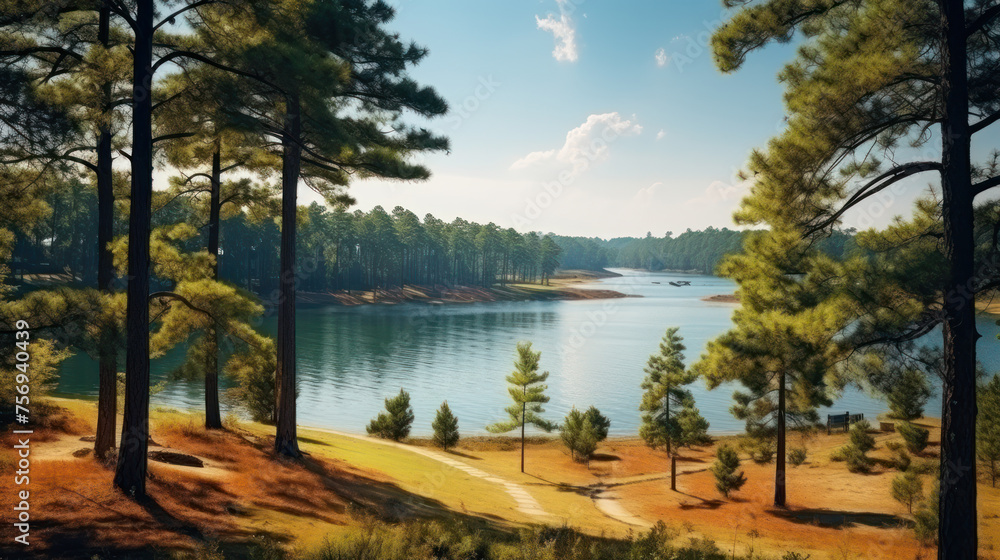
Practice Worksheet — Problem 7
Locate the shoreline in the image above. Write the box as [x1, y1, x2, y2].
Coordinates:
[295, 269, 636, 307]
[702, 293, 739, 304]
[50, 396, 903, 441]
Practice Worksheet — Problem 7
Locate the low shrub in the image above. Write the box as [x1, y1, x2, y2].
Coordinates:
[742, 437, 775, 464]
[711, 445, 748, 498]
[788, 447, 808, 467]
[898, 421, 930, 454]
[367, 389, 415, 442]
[890, 471, 923, 513]
[891, 448, 912, 472]
[844, 445, 874, 473]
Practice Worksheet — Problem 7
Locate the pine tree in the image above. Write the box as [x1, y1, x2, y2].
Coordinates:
[0, 1, 129, 461]
[561, 407, 602, 461]
[899, 421, 930, 455]
[487, 341, 557, 473]
[886, 369, 934, 422]
[977, 375, 1000, 487]
[711, 445, 747, 498]
[583, 406, 611, 443]
[712, 1, 999, 551]
[892, 471, 924, 514]
[640, 327, 709, 491]
[694, 227, 844, 507]
[193, 0, 449, 458]
[432, 401, 460, 451]
[367, 389, 414, 442]
[639, 327, 700, 456]
[540, 235, 561, 285]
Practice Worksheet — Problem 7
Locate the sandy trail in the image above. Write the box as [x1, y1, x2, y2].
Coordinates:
[305, 427, 551, 518]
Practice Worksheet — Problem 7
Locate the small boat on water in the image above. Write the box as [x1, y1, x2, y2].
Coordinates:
[651, 281, 660, 284]
[668, 280, 692, 287]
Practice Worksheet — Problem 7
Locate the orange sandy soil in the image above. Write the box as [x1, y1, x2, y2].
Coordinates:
[413, 419, 1000, 560]
[295, 270, 631, 307]
[0, 400, 499, 559]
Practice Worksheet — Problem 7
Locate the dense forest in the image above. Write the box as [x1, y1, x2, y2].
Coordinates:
[11, 185, 859, 298]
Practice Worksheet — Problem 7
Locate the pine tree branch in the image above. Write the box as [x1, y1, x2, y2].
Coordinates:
[107, 0, 137, 30]
[971, 109, 1000, 134]
[804, 161, 942, 236]
[151, 89, 187, 112]
[152, 50, 283, 94]
[967, 4, 1000, 37]
[152, 0, 222, 32]
[152, 132, 197, 145]
[149, 291, 212, 317]
[974, 175, 1000, 197]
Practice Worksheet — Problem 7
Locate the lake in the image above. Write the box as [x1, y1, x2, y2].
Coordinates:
[54, 269, 1000, 436]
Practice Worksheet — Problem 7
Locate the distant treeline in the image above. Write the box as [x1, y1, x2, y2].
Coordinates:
[11, 186, 856, 294]
[551, 227, 858, 274]
[11, 191, 564, 295]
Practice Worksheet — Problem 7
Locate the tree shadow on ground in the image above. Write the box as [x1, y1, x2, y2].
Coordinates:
[27, 430, 520, 559]
[773, 508, 912, 529]
[674, 490, 726, 510]
[524, 472, 597, 497]
[444, 449, 483, 460]
[589, 453, 620, 462]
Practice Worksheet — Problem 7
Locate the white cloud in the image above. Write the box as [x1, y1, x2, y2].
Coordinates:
[655, 48, 669, 67]
[635, 182, 664, 201]
[511, 112, 643, 177]
[536, 0, 578, 62]
[656, 129, 665, 140]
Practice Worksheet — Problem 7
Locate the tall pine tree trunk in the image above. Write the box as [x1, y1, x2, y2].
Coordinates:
[94, 0, 117, 461]
[774, 370, 787, 508]
[275, 93, 302, 458]
[938, 1, 976, 557]
[665, 394, 671, 457]
[204, 144, 223, 430]
[520, 401, 526, 473]
[114, 0, 153, 498]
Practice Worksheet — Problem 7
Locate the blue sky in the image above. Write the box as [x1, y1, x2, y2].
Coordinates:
[316, 0, 958, 239]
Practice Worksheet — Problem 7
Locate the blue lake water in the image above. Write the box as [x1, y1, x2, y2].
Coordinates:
[54, 269, 1000, 436]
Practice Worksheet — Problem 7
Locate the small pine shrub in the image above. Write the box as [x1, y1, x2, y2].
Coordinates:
[844, 445, 874, 473]
[788, 447, 808, 467]
[561, 407, 600, 461]
[710, 445, 747, 498]
[367, 389, 415, 441]
[898, 421, 930, 454]
[583, 406, 611, 442]
[432, 401, 460, 450]
[848, 420, 876, 453]
[890, 471, 924, 513]
[886, 368, 932, 421]
[892, 448, 912, 472]
[743, 437, 775, 464]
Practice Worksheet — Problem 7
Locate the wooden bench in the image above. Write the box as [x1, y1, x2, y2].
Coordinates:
[827, 412, 864, 434]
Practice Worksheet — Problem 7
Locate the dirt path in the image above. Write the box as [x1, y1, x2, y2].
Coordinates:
[33, 433, 232, 480]
[590, 462, 710, 528]
[592, 487, 653, 528]
[305, 427, 551, 518]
